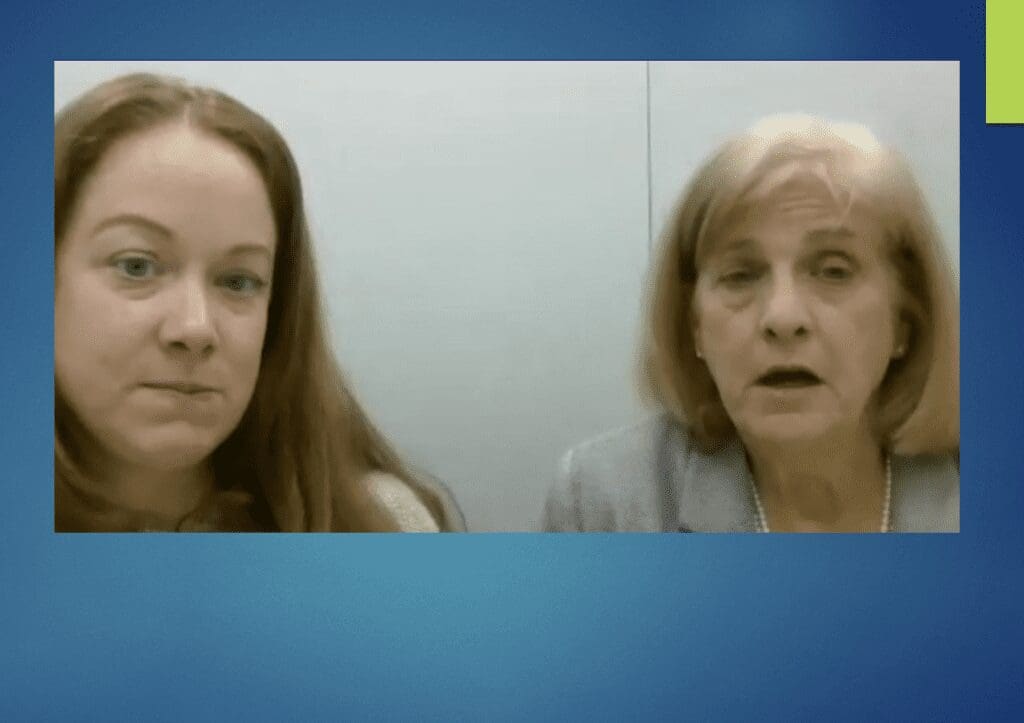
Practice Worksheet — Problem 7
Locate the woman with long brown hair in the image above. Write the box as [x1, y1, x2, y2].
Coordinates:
[55, 73, 463, 532]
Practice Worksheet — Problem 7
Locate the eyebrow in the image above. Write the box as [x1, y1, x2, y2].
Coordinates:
[707, 236, 758, 257]
[715, 226, 856, 252]
[91, 214, 273, 259]
[224, 243, 273, 260]
[91, 213, 172, 240]
[804, 226, 856, 244]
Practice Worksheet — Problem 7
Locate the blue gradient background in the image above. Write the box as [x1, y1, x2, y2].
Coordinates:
[3, 0, 1021, 720]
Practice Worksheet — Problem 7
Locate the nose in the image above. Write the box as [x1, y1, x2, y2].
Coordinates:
[159, 276, 218, 359]
[759, 272, 811, 343]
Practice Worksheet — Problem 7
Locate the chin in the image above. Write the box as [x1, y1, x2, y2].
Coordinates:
[121, 427, 225, 472]
[738, 411, 841, 446]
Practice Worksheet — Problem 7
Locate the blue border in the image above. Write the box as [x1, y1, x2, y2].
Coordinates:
[4, 1, 1022, 720]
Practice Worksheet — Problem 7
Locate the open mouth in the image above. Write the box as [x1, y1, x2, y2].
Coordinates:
[755, 367, 822, 388]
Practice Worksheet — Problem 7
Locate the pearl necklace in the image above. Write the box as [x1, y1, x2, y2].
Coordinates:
[750, 456, 892, 533]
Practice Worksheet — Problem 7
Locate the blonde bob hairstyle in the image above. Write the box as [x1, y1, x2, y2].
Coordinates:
[55, 73, 454, 531]
[641, 114, 959, 456]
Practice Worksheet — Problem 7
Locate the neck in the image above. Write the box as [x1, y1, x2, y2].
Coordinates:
[76, 444, 216, 529]
[742, 423, 888, 532]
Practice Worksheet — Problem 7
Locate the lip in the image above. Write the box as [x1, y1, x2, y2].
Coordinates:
[141, 381, 220, 395]
[754, 365, 823, 388]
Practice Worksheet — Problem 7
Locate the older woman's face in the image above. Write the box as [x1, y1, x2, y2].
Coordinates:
[692, 182, 904, 445]
[55, 124, 276, 473]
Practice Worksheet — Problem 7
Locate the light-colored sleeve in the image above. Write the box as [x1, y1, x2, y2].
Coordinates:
[366, 472, 440, 533]
[540, 448, 583, 532]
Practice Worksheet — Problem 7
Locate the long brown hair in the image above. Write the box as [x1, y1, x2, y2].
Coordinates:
[56, 72, 448, 531]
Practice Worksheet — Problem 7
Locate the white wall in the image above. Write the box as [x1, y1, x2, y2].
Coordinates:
[649, 61, 960, 270]
[54, 61, 959, 530]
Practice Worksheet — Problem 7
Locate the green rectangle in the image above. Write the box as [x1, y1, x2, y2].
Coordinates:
[988, 0, 1024, 123]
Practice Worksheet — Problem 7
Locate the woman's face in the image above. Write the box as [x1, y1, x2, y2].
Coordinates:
[55, 123, 276, 473]
[692, 178, 904, 446]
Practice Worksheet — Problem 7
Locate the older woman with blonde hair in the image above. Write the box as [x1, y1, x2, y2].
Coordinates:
[543, 114, 958, 532]
[55, 73, 464, 532]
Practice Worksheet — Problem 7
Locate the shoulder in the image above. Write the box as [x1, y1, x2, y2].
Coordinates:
[364, 472, 441, 533]
[891, 452, 960, 532]
[566, 413, 690, 479]
[542, 413, 694, 531]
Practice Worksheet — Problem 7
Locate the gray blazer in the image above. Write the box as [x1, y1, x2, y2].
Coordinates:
[542, 414, 959, 532]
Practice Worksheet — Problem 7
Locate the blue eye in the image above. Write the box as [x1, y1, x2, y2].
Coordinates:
[113, 256, 160, 279]
[219, 273, 266, 296]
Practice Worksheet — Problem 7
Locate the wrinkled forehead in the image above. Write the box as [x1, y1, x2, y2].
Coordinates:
[698, 158, 889, 261]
